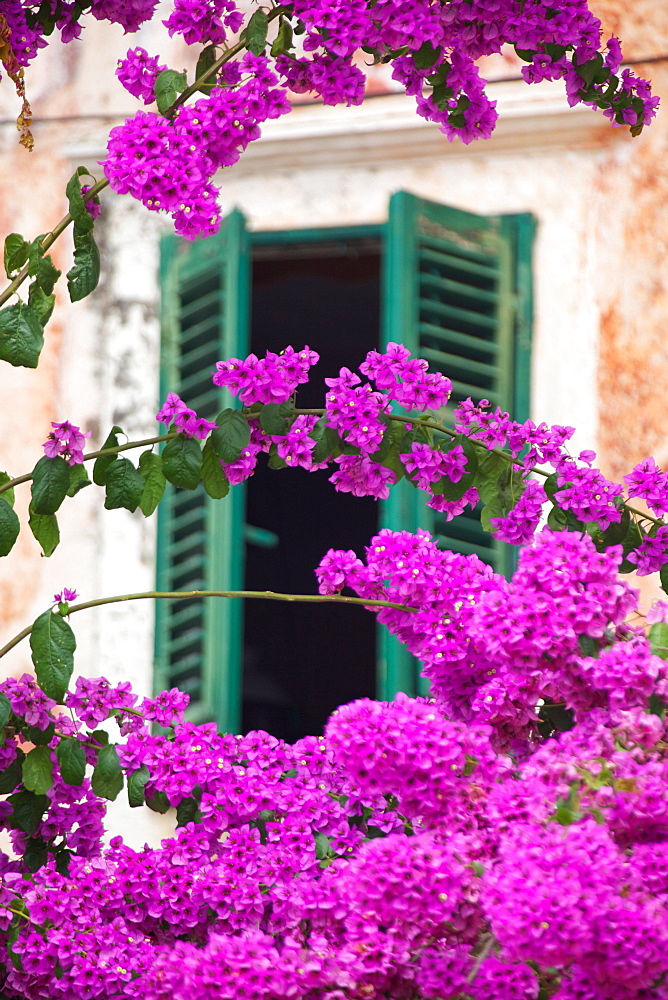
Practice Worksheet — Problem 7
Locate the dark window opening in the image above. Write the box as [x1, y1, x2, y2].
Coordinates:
[242, 240, 381, 741]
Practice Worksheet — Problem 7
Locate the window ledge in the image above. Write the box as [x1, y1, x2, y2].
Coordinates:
[238, 78, 628, 172]
[66, 77, 627, 167]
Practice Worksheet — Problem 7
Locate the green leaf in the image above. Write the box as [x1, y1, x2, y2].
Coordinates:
[27, 280, 55, 325]
[369, 420, 409, 482]
[242, 8, 269, 54]
[145, 788, 171, 814]
[267, 445, 287, 470]
[28, 508, 60, 557]
[574, 52, 605, 89]
[413, 41, 440, 69]
[155, 68, 188, 114]
[162, 435, 202, 490]
[0, 750, 25, 794]
[310, 417, 343, 464]
[21, 721, 55, 745]
[270, 17, 293, 57]
[65, 167, 95, 232]
[23, 838, 49, 873]
[0, 301, 44, 368]
[209, 409, 251, 463]
[27, 244, 60, 294]
[649, 692, 666, 719]
[6, 790, 49, 834]
[90, 728, 110, 747]
[22, 745, 54, 795]
[480, 494, 505, 532]
[497, 465, 526, 512]
[127, 765, 150, 807]
[29, 610, 76, 702]
[259, 402, 293, 435]
[554, 795, 582, 827]
[31, 455, 70, 515]
[430, 434, 479, 499]
[649, 622, 668, 661]
[431, 470, 476, 502]
[91, 744, 123, 801]
[176, 793, 201, 826]
[6, 928, 24, 972]
[618, 519, 644, 573]
[56, 738, 86, 786]
[67, 226, 100, 302]
[458, 433, 480, 475]
[475, 451, 509, 504]
[598, 506, 630, 547]
[195, 44, 218, 94]
[201, 438, 230, 499]
[314, 832, 332, 860]
[67, 463, 91, 497]
[0, 691, 12, 733]
[660, 563, 668, 597]
[104, 457, 145, 512]
[54, 847, 73, 876]
[93, 425, 124, 485]
[432, 80, 454, 110]
[0, 496, 20, 556]
[138, 450, 166, 516]
[546, 505, 569, 531]
[543, 43, 567, 62]
[0, 471, 15, 507]
[543, 472, 560, 502]
[4, 233, 30, 277]
[578, 634, 599, 658]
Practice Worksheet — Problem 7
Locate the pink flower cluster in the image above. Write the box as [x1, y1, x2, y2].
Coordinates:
[156, 391, 217, 438]
[317, 528, 641, 737]
[116, 47, 167, 104]
[361, 342, 452, 410]
[42, 420, 91, 465]
[163, 0, 243, 45]
[212, 345, 319, 405]
[103, 52, 291, 238]
[324, 367, 386, 452]
[4, 523, 668, 999]
[5, 0, 652, 235]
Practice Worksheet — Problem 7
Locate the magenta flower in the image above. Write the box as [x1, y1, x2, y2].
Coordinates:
[156, 392, 217, 439]
[43, 421, 91, 465]
[115, 46, 167, 104]
[53, 588, 79, 604]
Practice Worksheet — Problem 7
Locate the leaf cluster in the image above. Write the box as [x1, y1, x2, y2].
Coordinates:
[0, 167, 100, 372]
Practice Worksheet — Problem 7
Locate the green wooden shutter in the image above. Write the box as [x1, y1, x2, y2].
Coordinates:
[156, 210, 250, 731]
[379, 191, 534, 697]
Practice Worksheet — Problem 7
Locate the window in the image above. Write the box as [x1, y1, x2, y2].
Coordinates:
[156, 191, 534, 736]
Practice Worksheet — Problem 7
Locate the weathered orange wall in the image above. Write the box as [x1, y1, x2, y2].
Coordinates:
[590, 1, 668, 478]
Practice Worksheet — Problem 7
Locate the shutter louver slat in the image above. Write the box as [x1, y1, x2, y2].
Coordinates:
[381, 191, 533, 700]
[156, 211, 249, 730]
[418, 323, 500, 357]
[413, 204, 511, 574]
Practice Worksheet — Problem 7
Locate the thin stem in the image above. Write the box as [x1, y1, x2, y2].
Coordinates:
[292, 408, 540, 473]
[0, 589, 416, 660]
[3, 404, 663, 531]
[169, 6, 286, 114]
[0, 177, 110, 309]
[293, 409, 666, 527]
[0, 432, 177, 496]
[466, 934, 495, 984]
[0, 8, 285, 307]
